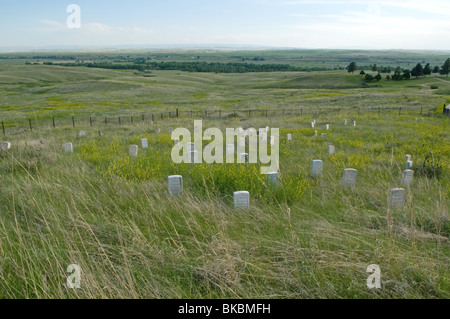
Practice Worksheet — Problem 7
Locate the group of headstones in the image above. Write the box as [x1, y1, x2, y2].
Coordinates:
[5, 119, 417, 210]
[390, 155, 415, 207]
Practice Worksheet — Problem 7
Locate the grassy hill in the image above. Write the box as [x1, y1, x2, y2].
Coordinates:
[0, 55, 449, 299]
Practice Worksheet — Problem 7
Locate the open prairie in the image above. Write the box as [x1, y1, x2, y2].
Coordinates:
[0, 52, 449, 299]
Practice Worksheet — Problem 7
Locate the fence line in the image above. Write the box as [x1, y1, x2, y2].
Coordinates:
[0, 106, 437, 136]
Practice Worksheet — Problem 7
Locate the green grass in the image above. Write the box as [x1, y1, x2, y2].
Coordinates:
[0, 55, 449, 299]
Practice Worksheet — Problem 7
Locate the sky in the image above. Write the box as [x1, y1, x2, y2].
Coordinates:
[1, 0, 450, 50]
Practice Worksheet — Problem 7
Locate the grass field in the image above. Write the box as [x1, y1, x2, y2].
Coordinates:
[0, 51, 449, 299]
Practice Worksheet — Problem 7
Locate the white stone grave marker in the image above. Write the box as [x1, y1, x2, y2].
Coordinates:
[240, 153, 249, 163]
[234, 191, 250, 209]
[390, 188, 406, 207]
[270, 136, 275, 146]
[189, 150, 199, 164]
[64, 143, 73, 154]
[312, 160, 323, 177]
[187, 143, 195, 152]
[226, 144, 235, 162]
[129, 145, 138, 157]
[238, 138, 246, 149]
[342, 169, 357, 187]
[328, 145, 335, 155]
[326, 124, 330, 130]
[287, 134, 292, 142]
[168, 175, 183, 196]
[321, 133, 327, 140]
[406, 161, 413, 169]
[141, 138, 149, 149]
[79, 131, 86, 138]
[1, 142, 11, 150]
[401, 169, 414, 187]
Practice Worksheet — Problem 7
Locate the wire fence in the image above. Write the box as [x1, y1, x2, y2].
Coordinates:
[0, 106, 437, 136]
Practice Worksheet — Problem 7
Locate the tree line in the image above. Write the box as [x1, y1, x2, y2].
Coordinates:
[347, 58, 450, 82]
[48, 61, 330, 73]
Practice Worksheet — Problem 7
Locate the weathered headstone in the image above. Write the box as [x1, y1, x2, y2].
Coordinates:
[187, 143, 195, 152]
[238, 138, 246, 149]
[390, 188, 406, 207]
[78, 131, 86, 138]
[344, 119, 347, 125]
[64, 143, 73, 154]
[234, 191, 250, 209]
[311, 160, 323, 177]
[311, 122, 315, 128]
[1, 142, 11, 150]
[267, 172, 279, 187]
[405, 155, 411, 161]
[321, 133, 327, 140]
[328, 145, 335, 155]
[270, 136, 275, 146]
[129, 145, 138, 157]
[342, 169, 357, 187]
[240, 153, 249, 163]
[189, 150, 199, 164]
[156, 128, 161, 134]
[406, 161, 413, 169]
[353, 121, 356, 127]
[141, 138, 149, 149]
[314, 131, 318, 137]
[168, 175, 183, 196]
[401, 169, 414, 187]
[287, 134, 292, 142]
[326, 124, 330, 130]
[260, 132, 267, 142]
[226, 144, 235, 162]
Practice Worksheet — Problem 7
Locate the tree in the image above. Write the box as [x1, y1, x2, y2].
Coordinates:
[411, 63, 424, 78]
[402, 69, 411, 80]
[392, 66, 402, 81]
[440, 58, 450, 77]
[347, 62, 357, 73]
[432, 66, 440, 74]
[375, 73, 382, 81]
[424, 63, 432, 76]
[360, 70, 365, 75]
[386, 75, 391, 81]
[372, 64, 378, 72]
[365, 74, 374, 82]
